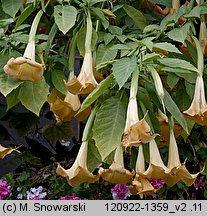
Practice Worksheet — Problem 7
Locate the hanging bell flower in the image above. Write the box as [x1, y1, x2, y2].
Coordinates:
[183, 75, 207, 125]
[98, 144, 135, 184]
[122, 67, 158, 148]
[65, 11, 98, 95]
[3, 10, 45, 82]
[129, 145, 160, 198]
[56, 106, 100, 186]
[164, 126, 200, 187]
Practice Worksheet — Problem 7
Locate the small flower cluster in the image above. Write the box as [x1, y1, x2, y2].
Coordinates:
[147, 178, 165, 189]
[0, 179, 11, 200]
[111, 184, 131, 200]
[17, 186, 47, 200]
[59, 193, 82, 200]
[193, 176, 207, 191]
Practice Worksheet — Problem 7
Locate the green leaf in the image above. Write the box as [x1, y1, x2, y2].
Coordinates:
[112, 56, 137, 89]
[2, 0, 23, 18]
[51, 70, 68, 95]
[77, 74, 114, 114]
[108, 25, 122, 36]
[184, 6, 201, 18]
[93, 97, 126, 160]
[18, 78, 49, 116]
[76, 26, 98, 56]
[167, 23, 191, 44]
[54, 5, 77, 35]
[96, 44, 117, 66]
[87, 140, 102, 172]
[162, 67, 197, 83]
[86, 0, 106, 6]
[91, 7, 109, 29]
[158, 58, 198, 73]
[123, 4, 147, 31]
[103, 33, 115, 45]
[174, 88, 191, 111]
[167, 73, 179, 89]
[164, 90, 188, 133]
[15, 5, 35, 31]
[148, 0, 171, 6]
[0, 74, 23, 97]
[153, 42, 182, 54]
[44, 23, 58, 62]
[6, 87, 20, 110]
[43, 122, 71, 143]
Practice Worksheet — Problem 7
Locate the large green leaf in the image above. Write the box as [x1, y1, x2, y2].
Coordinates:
[18, 78, 49, 116]
[93, 97, 126, 160]
[123, 5, 147, 31]
[96, 44, 117, 66]
[164, 90, 188, 133]
[153, 42, 182, 54]
[91, 7, 109, 29]
[54, 5, 77, 35]
[148, 0, 171, 6]
[6, 87, 21, 110]
[0, 74, 23, 97]
[77, 74, 114, 114]
[112, 56, 137, 89]
[87, 140, 102, 172]
[15, 5, 35, 31]
[43, 122, 71, 143]
[51, 70, 68, 95]
[158, 58, 199, 73]
[2, 0, 23, 18]
[167, 23, 191, 44]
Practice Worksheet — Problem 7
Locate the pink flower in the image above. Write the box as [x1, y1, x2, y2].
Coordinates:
[59, 193, 82, 200]
[147, 178, 165, 189]
[194, 179, 204, 190]
[31, 197, 44, 200]
[0, 179, 10, 200]
[111, 184, 131, 200]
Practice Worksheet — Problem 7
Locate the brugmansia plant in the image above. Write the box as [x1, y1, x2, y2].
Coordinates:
[0, 0, 207, 199]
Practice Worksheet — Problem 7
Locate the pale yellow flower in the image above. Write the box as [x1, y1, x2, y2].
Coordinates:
[183, 75, 207, 126]
[56, 141, 99, 187]
[0, 145, 20, 159]
[99, 145, 135, 184]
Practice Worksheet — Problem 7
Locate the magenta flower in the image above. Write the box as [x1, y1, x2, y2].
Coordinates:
[194, 179, 204, 190]
[59, 193, 82, 200]
[147, 178, 165, 189]
[111, 184, 131, 200]
[0, 179, 11, 200]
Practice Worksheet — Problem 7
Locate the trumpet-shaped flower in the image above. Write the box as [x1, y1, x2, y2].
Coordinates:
[129, 145, 161, 198]
[99, 145, 135, 184]
[183, 75, 207, 126]
[157, 110, 183, 146]
[56, 141, 99, 187]
[164, 129, 200, 187]
[140, 139, 167, 180]
[48, 89, 90, 124]
[122, 68, 158, 148]
[66, 13, 97, 95]
[199, 20, 207, 56]
[3, 11, 44, 82]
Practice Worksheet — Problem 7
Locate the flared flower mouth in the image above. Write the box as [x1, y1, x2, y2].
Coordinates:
[56, 141, 99, 187]
[48, 90, 90, 124]
[122, 112, 158, 148]
[98, 145, 135, 184]
[164, 128, 201, 187]
[183, 75, 207, 125]
[0, 145, 20, 159]
[66, 52, 98, 95]
[3, 56, 44, 82]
